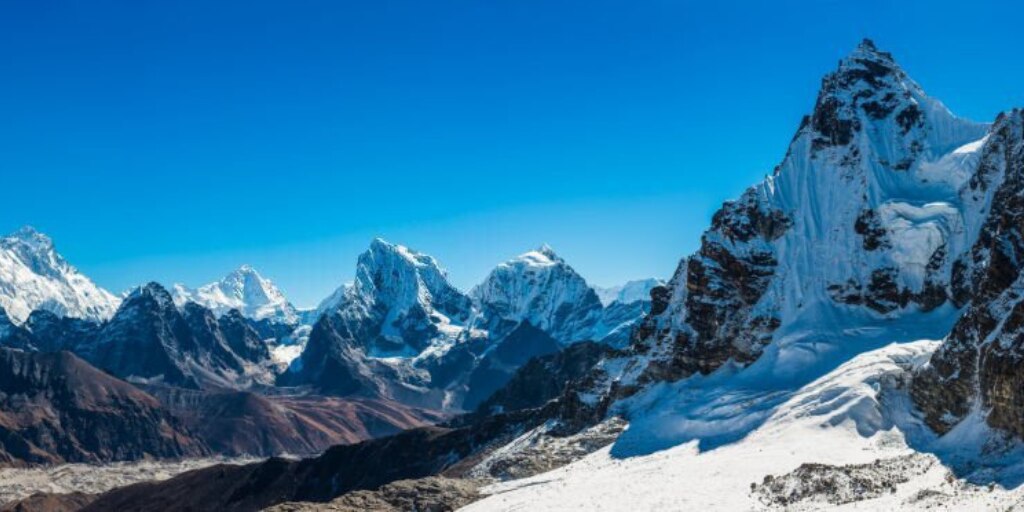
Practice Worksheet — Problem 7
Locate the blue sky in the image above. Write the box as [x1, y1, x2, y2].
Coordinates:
[2, 1, 1023, 307]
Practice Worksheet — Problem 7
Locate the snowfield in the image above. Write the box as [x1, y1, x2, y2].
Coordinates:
[465, 339, 1024, 511]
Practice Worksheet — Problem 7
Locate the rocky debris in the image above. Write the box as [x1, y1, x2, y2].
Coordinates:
[751, 454, 934, 507]
[264, 477, 480, 512]
[0, 457, 248, 509]
[0, 349, 207, 467]
[80, 380, 611, 512]
[0, 492, 95, 512]
[469, 417, 627, 482]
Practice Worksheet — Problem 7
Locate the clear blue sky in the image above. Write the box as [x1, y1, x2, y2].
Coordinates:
[2, 1, 1023, 307]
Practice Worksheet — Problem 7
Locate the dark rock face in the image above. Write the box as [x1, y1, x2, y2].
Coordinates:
[0, 309, 38, 351]
[634, 190, 787, 384]
[854, 209, 891, 251]
[86, 283, 273, 390]
[278, 312, 398, 398]
[913, 110, 1024, 435]
[0, 349, 206, 466]
[142, 386, 442, 457]
[473, 341, 617, 416]
[82, 366, 611, 512]
[21, 310, 100, 353]
[461, 322, 561, 411]
[1, 288, 278, 392]
[0, 491, 97, 512]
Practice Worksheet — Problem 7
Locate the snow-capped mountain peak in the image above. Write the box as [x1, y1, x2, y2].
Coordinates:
[473, 246, 603, 345]
[351, 238, 471, 325]
[513, 244, 562, 267]
[0, 226, 121, 324]
[171, 265, 298, 323]
[626, 39, 991, 388]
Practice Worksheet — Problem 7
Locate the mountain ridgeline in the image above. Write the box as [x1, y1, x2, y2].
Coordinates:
[0, 223, 661, 468]
[11, 38, 1024, 512]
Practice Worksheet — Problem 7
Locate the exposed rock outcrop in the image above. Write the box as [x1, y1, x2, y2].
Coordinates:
[0, 349, 206, 466]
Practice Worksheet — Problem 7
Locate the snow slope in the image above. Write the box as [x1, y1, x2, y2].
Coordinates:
[171, 265, 298, 324]
[467, 339, 1024, 511]
[0, 226, 120, 324]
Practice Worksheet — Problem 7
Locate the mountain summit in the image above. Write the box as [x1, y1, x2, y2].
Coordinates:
[0, 226, 120, 324]
[172, 265, 298, 324]
[472, 245, 604, 346]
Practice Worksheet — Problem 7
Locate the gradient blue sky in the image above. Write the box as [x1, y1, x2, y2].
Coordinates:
[2, 1, 1023, 307]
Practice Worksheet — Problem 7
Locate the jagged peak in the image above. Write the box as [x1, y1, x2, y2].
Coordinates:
[126, 282, 175, 307]
[232, 264, 257, 275]
[352, 238, 465, 310]
[221, 264, 274, 291]
[794, 38, 987, 156]
[507, 244, 564, 268]
[842, 38, 896, 67]
[1, 225, 56, 254]
[365, 238, 441, 270]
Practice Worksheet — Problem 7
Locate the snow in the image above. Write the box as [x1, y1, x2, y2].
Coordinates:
[0, 226, 120, 324]
[472, 245, 603, 346]
[271, 343, 305, 368]
[593, 278, 663, 307]
[171, 265, 298, 323]
[465, 339, 1024, 511]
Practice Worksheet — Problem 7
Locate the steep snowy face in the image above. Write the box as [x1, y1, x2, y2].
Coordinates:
[590, 278, 665, 348]
[913, 110, 1024, 436]
[341, 238, 474, 356]
[172, 265, 298, 324]
[636, 40, 990, 384]
[473, 245, 604, 346]
[594, 279, 663, 307]
[0, 226, 120, 324]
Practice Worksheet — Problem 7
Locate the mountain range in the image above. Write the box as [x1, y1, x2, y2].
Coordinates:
[0, 225, 660, 412]
[7, 39, 1024, 511]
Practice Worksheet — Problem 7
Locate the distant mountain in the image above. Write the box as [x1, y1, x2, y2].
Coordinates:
[87, 283, 275, 389]
[0, 348, 206, 466]
[172, 265, 298, 324]
[472, 245, 604, 346]
[286, 241, 654, 411]
[142, 386, 443, 458]
[591, 278, 664, 347]
[75, 39, 1024, 512]
[593, 278, 663, 307]
[0, 226, 120, 324]
[282, 239, 481, 407]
